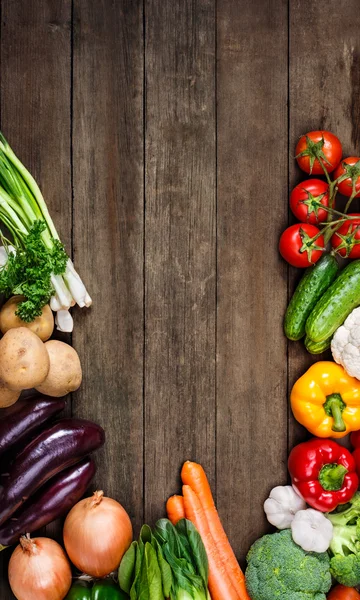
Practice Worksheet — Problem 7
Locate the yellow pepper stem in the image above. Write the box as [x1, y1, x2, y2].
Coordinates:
[323, 393, 346, 432]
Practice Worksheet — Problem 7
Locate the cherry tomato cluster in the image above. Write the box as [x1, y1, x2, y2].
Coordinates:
[280, 130, 360, 268]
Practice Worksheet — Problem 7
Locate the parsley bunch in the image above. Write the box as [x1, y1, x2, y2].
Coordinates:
[0, 222, 67, 321]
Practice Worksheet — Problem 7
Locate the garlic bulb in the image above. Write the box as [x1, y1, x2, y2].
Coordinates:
[291, 509, 333, 552]
[264, 485, 306, 529]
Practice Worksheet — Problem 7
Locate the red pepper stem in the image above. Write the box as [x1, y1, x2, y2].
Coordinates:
[324, 393, 346, 432]
[319, 463, 348, 491]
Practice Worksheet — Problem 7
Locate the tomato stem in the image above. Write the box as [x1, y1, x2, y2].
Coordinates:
[318, 157, 332, 186]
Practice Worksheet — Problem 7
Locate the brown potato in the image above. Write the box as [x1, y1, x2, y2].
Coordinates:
[0, 380, 20, 408]
[36, 340, 82, 397]
[0, 328, 50, 391]
[0, 296, 54, 341]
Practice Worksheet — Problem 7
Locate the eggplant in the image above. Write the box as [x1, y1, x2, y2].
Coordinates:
[0, 457, 96, 546]
[0, 418, 105, 526]
[0, 395, 66, 457]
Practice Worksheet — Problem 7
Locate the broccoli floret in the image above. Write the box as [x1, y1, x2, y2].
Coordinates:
[327, 492, 360, 587]
[245, 529, 331, 600]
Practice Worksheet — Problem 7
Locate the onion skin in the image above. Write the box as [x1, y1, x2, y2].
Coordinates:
[63, 491, 133, 577]
[0, 458, 96, 546]
[8, 536, 72, 600]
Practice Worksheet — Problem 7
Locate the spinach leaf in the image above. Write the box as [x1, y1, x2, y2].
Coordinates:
[119, 541, 137, 594]
[131, 539, 144, 600]
[153, 538, 173, 598]
[144, 542, 164, 600]
[177, 519, 209, 586]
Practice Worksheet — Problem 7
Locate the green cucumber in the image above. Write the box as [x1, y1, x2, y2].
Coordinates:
[306, 259, 360, 342]
[304, 335, 332, 354]
[284, 254, 339, 341]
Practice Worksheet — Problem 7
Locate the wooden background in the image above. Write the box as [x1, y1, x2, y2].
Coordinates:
[0, 0, 359, 596]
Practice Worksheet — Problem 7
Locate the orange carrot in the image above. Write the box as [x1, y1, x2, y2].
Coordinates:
[183, 485, 241, 600]
[182, 461, 249, 599]
[166, 495, 185, 525]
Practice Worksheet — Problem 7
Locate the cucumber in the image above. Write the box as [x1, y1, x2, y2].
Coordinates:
[306, 259, 360, 342]
[284, 254, 339, 341]
[304, 335, 332, 354]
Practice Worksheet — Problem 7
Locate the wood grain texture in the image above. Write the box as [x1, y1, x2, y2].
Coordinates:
[288, 0, 360, 449]
[216, 0, 288, 562]
[2, 1, 360, 596]
[0, 1, 71, 595]
[72, 0, 144, 533]
[144, 0, 216, 523]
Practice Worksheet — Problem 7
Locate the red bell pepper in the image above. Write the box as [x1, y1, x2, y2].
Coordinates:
[288, 438, 358, 512]
[350, 430, 360, 479]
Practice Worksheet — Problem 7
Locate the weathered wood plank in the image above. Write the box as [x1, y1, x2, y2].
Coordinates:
[216, 0, 289, 562]
[0, 1, 72, 595]
[288, 0, 360, 449]
[144, 0, 216, 523]
[72, 0, 144, 534]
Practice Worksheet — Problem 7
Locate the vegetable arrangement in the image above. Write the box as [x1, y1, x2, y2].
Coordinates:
[242, 128, 360, 600]
[281, 131, 360, 357]
[7, 125, 360, 600]
[166, 461, 250, 600]
[0, 397, 104, 548]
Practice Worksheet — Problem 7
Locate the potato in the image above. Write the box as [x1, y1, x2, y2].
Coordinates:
[36, 340, 82, 397]
[0, 380, 20, 408]
[0, 296, 54, 341]
[0, 328, 50, 391]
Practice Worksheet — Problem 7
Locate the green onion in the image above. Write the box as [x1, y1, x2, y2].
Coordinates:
[0, 132, 91, 324]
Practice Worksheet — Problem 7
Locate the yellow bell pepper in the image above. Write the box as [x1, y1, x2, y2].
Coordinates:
[291, 361, 360, 438]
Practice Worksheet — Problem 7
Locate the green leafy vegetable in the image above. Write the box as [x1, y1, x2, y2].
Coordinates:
[326, 492, 360, 586]
[119, 542, 138, 595]
[153, 538, 173, 598]
[119, 519, 209, 600]
[0, 131, 91, 323]
[0, 221, 67, 321]
[154, 519, 210, 600]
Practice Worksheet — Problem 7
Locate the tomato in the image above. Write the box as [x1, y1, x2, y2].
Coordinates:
[295, 131, 342, 174]
[331, 214, 360, 258]
[327, 584, 360, 600]
[333, 157, 360, 197]
[290, 179, 330, 224]
[279, 223, 324, 268]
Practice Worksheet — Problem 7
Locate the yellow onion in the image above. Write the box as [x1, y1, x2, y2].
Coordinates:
[8, 535, 71, 600]
[63, 490, 133, 577]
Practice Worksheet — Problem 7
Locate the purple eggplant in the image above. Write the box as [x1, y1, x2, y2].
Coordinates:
[0, 418, 105, 526]
[0, 457, 96, 546]
[0, 395, 66, 457]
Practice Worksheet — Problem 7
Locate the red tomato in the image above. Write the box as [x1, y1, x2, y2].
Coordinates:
[279, 224, 324, 268]
[327, 585, 360, 600]
[296, 131, 342, 174]
[290, 179, 330, 224]
[331, 214, 360, 258]
[333, 157, 360, 197]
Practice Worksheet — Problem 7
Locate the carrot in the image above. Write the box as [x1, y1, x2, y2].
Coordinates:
[182, 485, 241, 600]
[181, 461, 249, 599]
[166, 495, 185, 525]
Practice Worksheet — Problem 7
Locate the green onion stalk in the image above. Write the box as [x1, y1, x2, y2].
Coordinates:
[0, 132, 91, 329]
